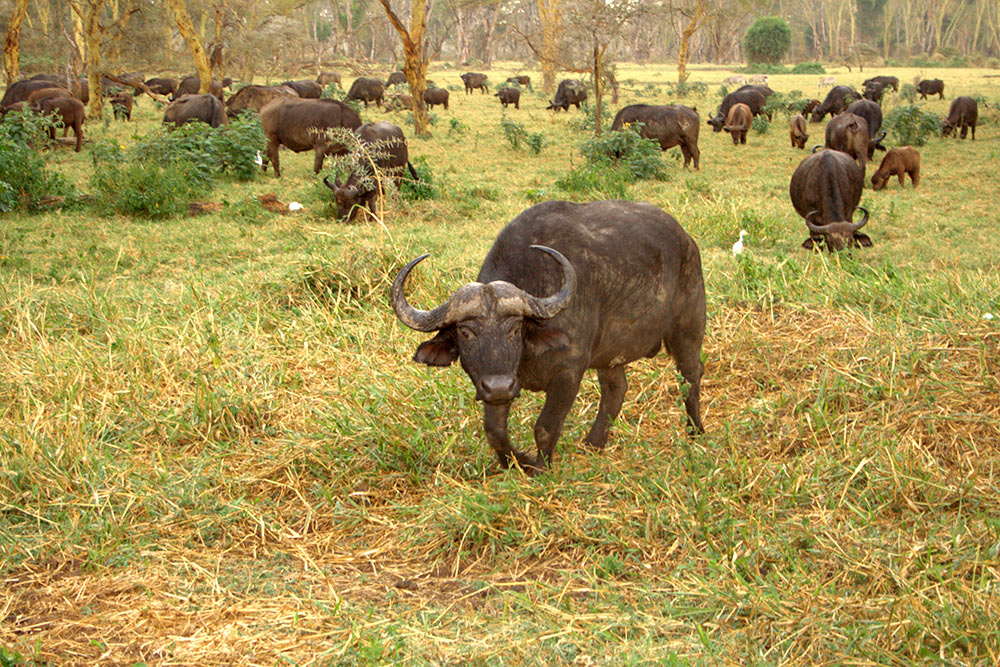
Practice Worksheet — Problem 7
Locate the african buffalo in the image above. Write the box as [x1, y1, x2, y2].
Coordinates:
[495, 87, 520, 109]
[611, 104, 700, 169]
[790, 150, 871, 251]
[507, 75, 531, 87]
[810, 85, 861, 122]
[547, 79, 587, 111]
[385, 93, 414, 112]
[391, 199, 706, 472]
[1, 79, 63, 107]
[802, 99, 821, 117]
[724, 102, 752, 145]
[423, 87, 449, 110]
[111, 91, 133, 121]
[323, 121, 417, 219]
[281, 80, 322, 98]
[846, 99, 886, 157]
[317, 72, 341, 86]
[790, 114, 808, 149]
[863, 75, 899, 92]
[173, 76, 224, 100]
[259, 97, 362, 177]
[461, 72, 488, 94]
[862, 81, 888, 104]
[163, 94, 227, 128]
[347, 77, 385, 107]
[872, 147, 920, 190]
[225, 85, 298, 117]
[26, 87, 74, 104]
[144, 77, 179, 97]
[942, 96, 977, 140]
[824, 112, 870, 171]
[707, 87, 768, 131]
[917, 79, 945, 100]
[386, 72, 407, 87]
[31, 96, 85, 152]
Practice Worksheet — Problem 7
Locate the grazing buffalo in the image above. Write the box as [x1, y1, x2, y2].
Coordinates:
[281, 80, 322, 98]
[790, 150, 871, 251]
[811, 85, 862, 122]
[144, 77, 179, 97]
[386, 72, 407, 87]
[29, 73, 68, 84]
[31, 97, 85, 152]
[385, 93, 414, 111]
[323, 121, 417, 219]
[942, 96, 977, 139]
[724, 102, 752, 145]
[347, 77, 385, 107]
[611, 104, 700, 169]
[423, 87, 449, 110]
[917, 79, 945, 100]
[1, 79, 63, 107]
[391, 199, 706, 472]
[225, 84, 298, 118]
[317, 72, 341, 86]
[495, 87, 520, 109]
[547, 79, 587, 111]
[26, 87, 74, 104]
[163, 94, 227, 128]
[862, 81, 888, 104]
[707, 87, 768, 131]
[801, 99, 821, 117]
[111, 91, 133, 121]
[737, 83, 774, 99]
[507, 75, 531, 87]
[872, 147, 920, 190]
[846, 99, 886, 157]
[0, 101, 27, 117]
[173, 76, 224, 100]
[259, 97, 362, 177]
[789, 114, 808, 149]
[862, 75, 899, 92]
[824, 112, 870, 171]
[461, 72, 488, 94]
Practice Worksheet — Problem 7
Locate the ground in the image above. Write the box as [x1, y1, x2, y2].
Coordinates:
[1, 62, 999, 665]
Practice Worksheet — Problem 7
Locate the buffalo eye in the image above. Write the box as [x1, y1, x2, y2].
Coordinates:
[457, 324, 477, 341]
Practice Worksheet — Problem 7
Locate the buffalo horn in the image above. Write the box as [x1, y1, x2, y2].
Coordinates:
[518, 245, 576, 319]
[391, 254, 459, 332]
[804, 210, 827, 233]
[322, 175, 337, 192]
[812, 145, 824, 153]
[875, 131, 887, 142]
[849, 206, 869, 231]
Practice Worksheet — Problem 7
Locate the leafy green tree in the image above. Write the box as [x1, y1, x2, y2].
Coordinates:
[743, 16, 791, 64]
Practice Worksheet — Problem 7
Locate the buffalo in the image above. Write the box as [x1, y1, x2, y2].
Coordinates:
[323, 121, 417, 219]
[461, 72, 488, 94]
[225, 84, 298, 118]
[917, 79, 945, 100]
[789, 114, 808, 149]
[862, 75, 899, 92]
[801, 99, 821, 117]
[724, 102, 752, 145]
[386, 72, 407, 87]
[810, 85, 861, 122]
[259, 97, 362, 177]
[872, 147, 920, 190]
[547, 79, 587, 111]
[317, 72, 341, 86]
[173, 76, 225, 100]
[1, 79, 64, 107]
[862, 81, 888, 104]
[495, 87, 520, 109]
[385, 93, 414, 112]
[790, 150, 871, 251]
[824, 112, 870, 171]
[391, 199, 706, 473]
[281, 80, 322, 98]
[111, 91, 133, 121]
[611, 104, 700, 169]
[507, 75, 531, 87]
[423, 87, 449, 110]
[144, 77, 179, 97]
[26, 87, 74, 104]
[942, 96, 977, 140]
[163, 94, 227, 128]
[347, 77, 385, 108]
[31, 96, 85, 152]
[846, 99, 886, 158]
[707, 87, 768, 131]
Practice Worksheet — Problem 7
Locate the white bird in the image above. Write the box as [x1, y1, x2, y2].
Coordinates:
[732, 229, 747, 256]
[288, 201, 303, 212]
[985, 313, 995, 321]
[254, 151, 263, 166]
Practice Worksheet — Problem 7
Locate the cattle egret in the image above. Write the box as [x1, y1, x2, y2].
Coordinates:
[254, 151, 263, 166]
[732, 230, 747, 256]
[288, 201, 303, 212]
[985, 313, 995, 321]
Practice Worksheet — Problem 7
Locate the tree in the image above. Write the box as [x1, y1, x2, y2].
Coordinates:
[165, 0, 213, 94]
[743, 16, 790, 64]
[3, 0, 32, 86]
[675, 0, 706, 83]
[536, 0, 562, 94]
[379, 0, 433, 136]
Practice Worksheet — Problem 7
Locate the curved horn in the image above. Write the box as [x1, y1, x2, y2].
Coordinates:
[875, 130, 887, 142]
[849, 206, 869, 231]
[391, 254, 460, 332]
[812, 145, 824, 153]
[519, 245, 576, 319]
[322, 175, 337, 192]
[804, 210, 827, 233]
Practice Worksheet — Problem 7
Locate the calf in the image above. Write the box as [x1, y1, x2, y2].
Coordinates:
[423, 87, 449, 110]
[871, 147, 920, 190]
[789, 114, 808, 149]
[724, 102, 752, 145]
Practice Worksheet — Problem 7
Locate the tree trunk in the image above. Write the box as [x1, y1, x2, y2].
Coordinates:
[537, 0, 561, 94]
[165, 0, 213, 94]
[380, 0, 431, 136]
[83, 0, 105, 119]
[677, 0, 705, 83]
[4, 0, 31, 86]
[481, 4, 500, 69]
[592, 41, 605, 136]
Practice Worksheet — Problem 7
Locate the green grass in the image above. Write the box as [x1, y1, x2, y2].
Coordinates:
[1, 62, 999, 664]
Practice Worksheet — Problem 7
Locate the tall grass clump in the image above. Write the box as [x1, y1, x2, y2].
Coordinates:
[500, 116, 544, 154]
[557, 124, 669, 197]
[0, 108, 73, 212]
[884, 105, 941, 146]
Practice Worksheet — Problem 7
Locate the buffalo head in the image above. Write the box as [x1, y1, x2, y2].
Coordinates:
[802, 207, 872, 251]
[391, 246, 576, 404]
[324, 173, 365, 218]
[707, 114, 725, 132]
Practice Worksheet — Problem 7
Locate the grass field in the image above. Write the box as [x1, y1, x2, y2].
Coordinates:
[2, 62, 1000, 665]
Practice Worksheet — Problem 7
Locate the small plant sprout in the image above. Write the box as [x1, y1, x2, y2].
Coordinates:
[732, 229, 748, 256]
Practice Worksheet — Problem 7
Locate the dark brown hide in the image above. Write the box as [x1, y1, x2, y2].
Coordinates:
[259, 97, 362, 177]
[611, 104, 700, 169]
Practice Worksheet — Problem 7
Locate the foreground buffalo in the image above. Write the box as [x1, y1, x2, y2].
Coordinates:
[391, 200, 706, 472]
[789, 114, 808, 149]
[423, 87, 449, 110]
[611, 104, 700, 169]
[225, 84, 298, 117]
[707, 87, 767, 131]
[280, 80, 322, 98]
[259, 97, 362, 177]
[917, 79, 945, 100]
[810, 85, 861, 122]
[31, 97, 85, 152]
[461, 72, 488, 94]
[347, 77, 385, 107]
[547, 79, 587, 111]
[323, 121, 417, 219]
[824, 112, 870, 171]
[507, 75, 531, 87]
[846, 98, 886, 157]
[872, 147, 920, 190]
[173, 76, 224, 100]
[144, 77, 179, 97]
[163, 94, 227, 128]
[790, 150, 871, 250]
[386, 71, 407, 87]
[495, 87, 520, 109]
[942, 96, 977, 139]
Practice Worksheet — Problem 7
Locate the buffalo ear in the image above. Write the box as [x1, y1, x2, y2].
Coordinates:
[413, 329, 459, 367]
[854, 233, 873, 248]
[801, 237, 817, 250]
[525, 324, 570, 356]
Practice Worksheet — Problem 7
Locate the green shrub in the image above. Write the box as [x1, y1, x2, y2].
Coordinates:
[130, 116, 262, 185]
[743, 17, 792, 65]
[579, 124, 669, 181]
[400, 155, 435, 200]
[90, 159, 196, 219]
[500, 116, 544, 154]
[791, 61, 825, 74]
[751, 114, 770, 135]
[0, 108, 73, 212]
[555, 163, 631, 199]
[669, 80, 708, 96]
[900, 83, 917, 103]
[884, 105, 941, 146]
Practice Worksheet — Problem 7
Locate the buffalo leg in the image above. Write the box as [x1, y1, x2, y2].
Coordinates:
[74, 124, 82, 152]
[266, 136, 280, 177]
[585, 366, 627, 450]
[667, 330, 705, 434]
[313, 144, 326, 174]
[533, 370, 585, 470]
[484, 402, 535, 471]
[911, 167, 919, 187]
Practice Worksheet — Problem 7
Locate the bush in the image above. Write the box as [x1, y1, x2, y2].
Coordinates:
[400, 155, 435, 200]
[669, 80, 708, 96]
[555, 163, 631, 199]
[884, 105, 941, 146]
[90, 159, 197, 219]
[791, 61, 825, 74]
[751, 115, 770, 135]
[500, 116, 544, 154]
[739, 63, 789, 74]
[579, 124, 669, 181]
[900, 84, 917, 103]
[744, 17, 791, 65]
[0, 108, 73, 212]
